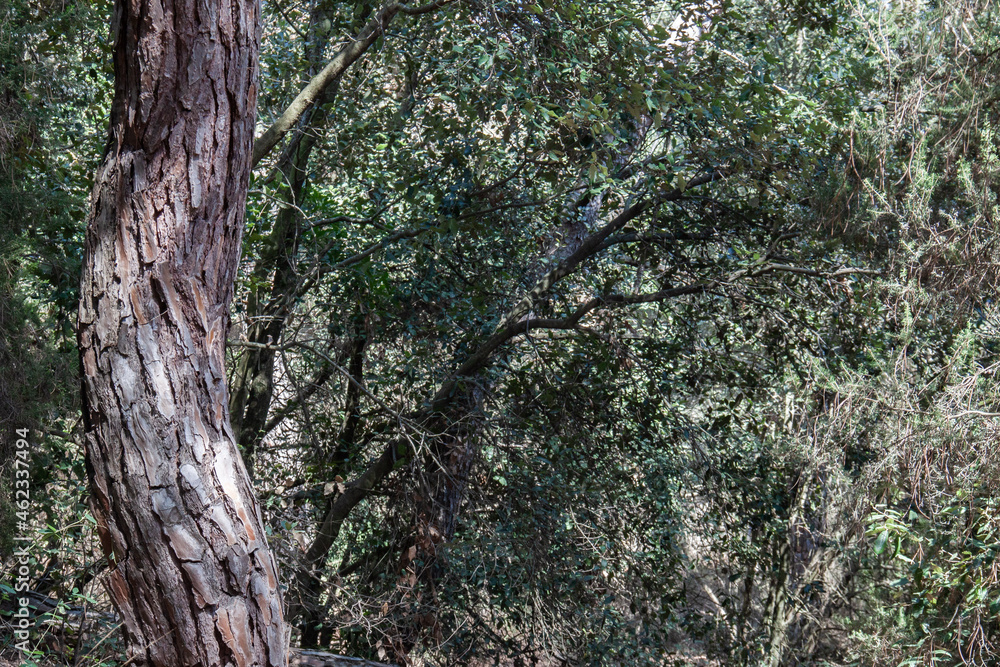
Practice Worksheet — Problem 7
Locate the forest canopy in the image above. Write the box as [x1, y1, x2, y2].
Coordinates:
[3, 0, 1000, 665]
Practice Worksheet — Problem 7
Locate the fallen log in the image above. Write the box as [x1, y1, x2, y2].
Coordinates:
[290, 649, 396, 667]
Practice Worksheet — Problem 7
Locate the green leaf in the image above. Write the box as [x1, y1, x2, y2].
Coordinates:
[873, 530, 888, 555]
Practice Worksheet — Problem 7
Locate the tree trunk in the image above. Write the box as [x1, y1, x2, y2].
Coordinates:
[283, 8, 725, 657]
[77, 0, 288, 664]
[764, 473, 806, 667]
[292, 322, 368, 647]
[229, 130, 313, 476]
[229, 0, 369, 476]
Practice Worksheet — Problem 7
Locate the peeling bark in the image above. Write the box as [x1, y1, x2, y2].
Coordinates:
[77, 0, 287, 663]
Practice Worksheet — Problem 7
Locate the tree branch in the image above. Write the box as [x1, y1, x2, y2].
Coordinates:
[252, 1, 455, 166]
[499, 169, 727, 329]
[293, 162, 886, 589]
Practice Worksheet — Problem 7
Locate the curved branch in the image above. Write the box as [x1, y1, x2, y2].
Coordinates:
[253, 4, 401, 166]
[252, 1, 456, 166]
[297, 171, 854, 584]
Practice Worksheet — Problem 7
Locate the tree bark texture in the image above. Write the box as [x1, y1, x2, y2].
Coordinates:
[77, 0, 287, 664]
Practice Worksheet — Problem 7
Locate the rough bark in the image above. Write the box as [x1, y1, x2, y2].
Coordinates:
[77, 0, 287, 664]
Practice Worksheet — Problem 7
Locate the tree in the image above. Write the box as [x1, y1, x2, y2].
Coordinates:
[16, 0, 1000, 665]
[228, 0, 878, 662]
[76, 0, 287, 664]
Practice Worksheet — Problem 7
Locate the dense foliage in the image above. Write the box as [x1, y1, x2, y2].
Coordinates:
[4, 0, 1000, 665]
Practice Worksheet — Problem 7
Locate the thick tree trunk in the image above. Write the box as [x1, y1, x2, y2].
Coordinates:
[77, 0, 288, 664]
